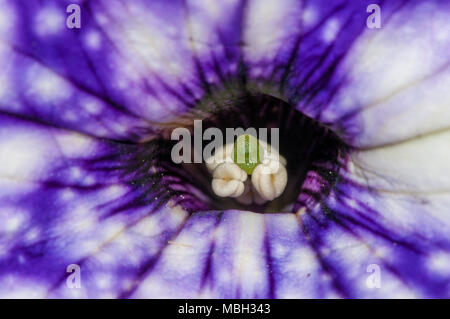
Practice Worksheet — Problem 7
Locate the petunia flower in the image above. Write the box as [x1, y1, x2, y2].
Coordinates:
[0, 0, 449, 299]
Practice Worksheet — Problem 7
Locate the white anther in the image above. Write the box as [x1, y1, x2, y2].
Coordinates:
[205, 143, 234, 173]
[212, 162, 247, 198]
[258, 140, 287, 166]
[251, 160, 288, 201]
[236, 180, 268, 205]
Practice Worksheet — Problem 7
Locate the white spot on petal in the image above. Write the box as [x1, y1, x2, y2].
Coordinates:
[35, 7, 64, 36]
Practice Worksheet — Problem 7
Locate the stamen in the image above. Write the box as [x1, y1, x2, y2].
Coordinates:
[258, 139, 287, 166]
[251, 159, 288, 201]
[236, 180, 267, 205]
[212, 162, 247, 197]
[205, 143, 234, 173]
[209, 135, 288, 203]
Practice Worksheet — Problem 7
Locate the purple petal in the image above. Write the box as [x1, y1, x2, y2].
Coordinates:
[0, 0, 449, 299]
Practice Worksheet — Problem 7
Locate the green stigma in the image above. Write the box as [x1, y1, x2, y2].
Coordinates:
[233, 134, 263, 175]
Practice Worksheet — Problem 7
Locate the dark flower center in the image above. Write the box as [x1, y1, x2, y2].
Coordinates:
[117, 90, 349, 214]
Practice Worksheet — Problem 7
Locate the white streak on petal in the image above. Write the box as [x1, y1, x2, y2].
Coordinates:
[243, 0, 301, 62]
[352, 130, 450, 192]
[0, 129, 53, 180]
